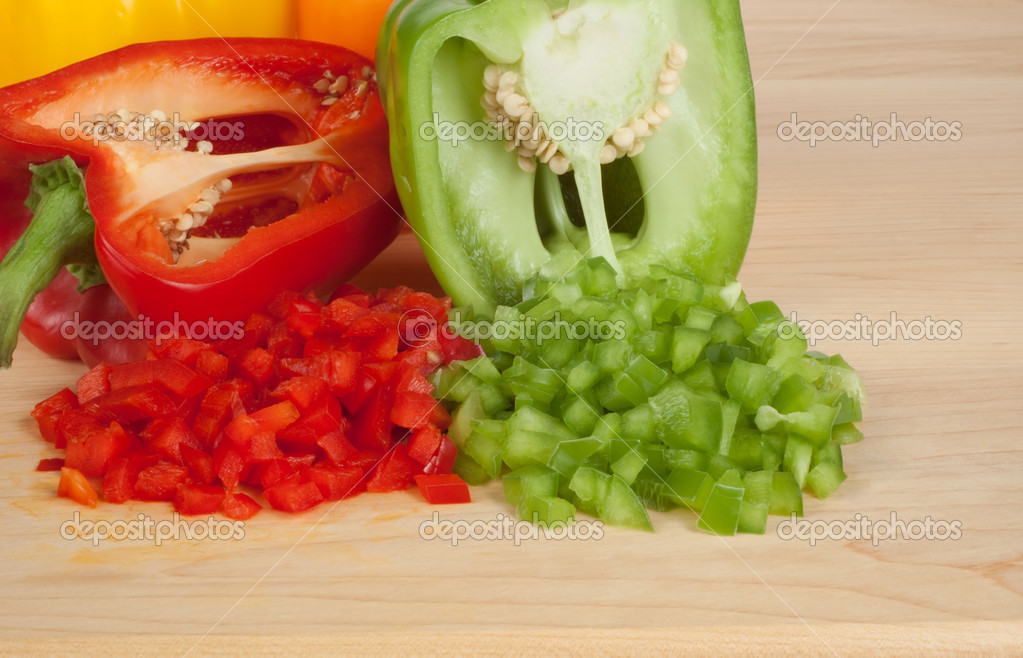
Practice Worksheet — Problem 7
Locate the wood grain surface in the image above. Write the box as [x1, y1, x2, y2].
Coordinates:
[1, 0, 1021, 654]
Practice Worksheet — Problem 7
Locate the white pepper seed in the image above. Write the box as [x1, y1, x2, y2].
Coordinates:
[612, 127, 636, 150]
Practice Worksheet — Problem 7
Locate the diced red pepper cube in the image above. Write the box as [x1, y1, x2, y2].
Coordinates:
[390, 390, 438, 429]
[323, 297, 370, 332]
[328, 284, 372, 308]
[36, 458, 65, 472]
[430, 404, 452, 432]
[180, 444, 216, 485]
[143, 417, 202, 465]
[346, 313, 391, 338]
[244, 312, 275, 348]
[58, 467, 98, 508]
[65, 418, 131, 477]
[396, 341, 445, 375]
[275, 421, 320, 454]
[423, 434, 458, 475]
[84, 385, 178, 423]
[415, 474, 471, 504]
[266, 321, 300, 359]
[339, 370, 377, 414]
[304, 462, 368, 501]
[239, 348, 276, 387]
[174, 484, 226, 516]
[250, 400, 300, 433]
[109, 359, 213, 398]
[301, 395, 345, 434]
[264, 476, 325, 513]
[350, 387, 392, 453]
[55, 408, 104, 452]
[254, 458, 297, 489]
[149, 338, 213, 367]
[271, 376, 329, 414]
[407, 424, 443, 466]
[278, 355, 326, 380]
[102, 457, 138, 504]
[366, 444, 418, 493]
[374, 285, 415, 313]
[267, 290, 306, 320]
[31, 388, 79, 445]
[192, 380, 250, 448]
[286, 298, 323, 339]
[127, 448, 163, 472]
[221, 492, 262, 520]
[133, 462, 189, 501]
[77, 363, 113, 404]
[365, 331, 400, 363]
[325, 351, 360, 395]
[317, 429, 358, 465]
[439, 331, 484, 363]
[214, 441, 247, 491]
[194, 350, 229, 382]
[403, 292, 451, 323]
[247, 432, 284, 463]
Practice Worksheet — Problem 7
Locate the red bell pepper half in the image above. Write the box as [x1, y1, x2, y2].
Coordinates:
[0, 38, 401, 367]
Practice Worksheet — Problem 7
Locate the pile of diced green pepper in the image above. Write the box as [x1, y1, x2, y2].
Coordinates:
[430, 253, 863, 535]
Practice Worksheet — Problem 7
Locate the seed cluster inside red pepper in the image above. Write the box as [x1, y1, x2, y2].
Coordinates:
[31, 286, 481, 518]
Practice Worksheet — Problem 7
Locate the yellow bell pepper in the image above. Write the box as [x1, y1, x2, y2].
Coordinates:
[297, 0, 393, 61]
[0, 0, 298, 87]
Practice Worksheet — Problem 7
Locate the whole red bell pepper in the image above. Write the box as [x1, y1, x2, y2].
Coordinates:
[0, 38, 401, 367]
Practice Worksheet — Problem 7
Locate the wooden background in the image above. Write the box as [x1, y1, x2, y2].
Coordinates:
[1, 0, 1021, 654]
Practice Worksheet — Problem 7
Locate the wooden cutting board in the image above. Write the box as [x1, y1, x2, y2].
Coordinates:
[2, 0, 1021, 654]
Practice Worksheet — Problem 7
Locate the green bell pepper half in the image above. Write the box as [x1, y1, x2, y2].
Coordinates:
[378, 0, 757, 313]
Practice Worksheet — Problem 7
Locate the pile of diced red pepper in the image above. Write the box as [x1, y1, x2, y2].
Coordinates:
[31, 286, 481, 518]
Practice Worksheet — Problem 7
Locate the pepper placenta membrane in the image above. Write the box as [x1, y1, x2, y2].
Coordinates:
[0, 39, 402, 364]
[378, 0, 757, 312]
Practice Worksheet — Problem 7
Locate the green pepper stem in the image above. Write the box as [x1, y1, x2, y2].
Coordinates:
[0, 157, 97, 368]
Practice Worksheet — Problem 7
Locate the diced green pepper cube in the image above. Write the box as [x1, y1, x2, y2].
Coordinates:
[710, 313, 745, 346]
[671, 326, 711, 374]
[463, 425, 505, 479]
[449, 390, 485, 448]
[681, 360, 718, 393]
[685, 306, 718, 331]
[664, 468, 714, 512]
[697, 471, 745, 536]
[772, 374, 819, 414]
[610, 449, 647, 485]
[502, 430, 562, 470]
[631, 328, 672, 363]
[783, 435, 814, 488]
[460, 356, 503, 385]
[832, 423, 864, 445]
[598, 475, 654, 532]
[806, 461, 847, 499]
[561, 393, 600, 437]
[726, 359, 783, 413]
[648, 381, 723, 453]
[769, 472, 804, 516]
[517, 495, 576, 528]
[453, 451, 492, 486]
[620, 404, 655, 442]
[665, 449, 709, 472]
[567, 360, 601, 392]
[503, 465, 560, 505]
[547, 437, 602, 480]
